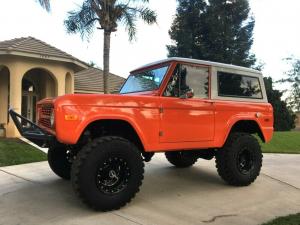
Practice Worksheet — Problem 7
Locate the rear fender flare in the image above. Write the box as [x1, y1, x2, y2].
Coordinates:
[221, 117, 265, 147]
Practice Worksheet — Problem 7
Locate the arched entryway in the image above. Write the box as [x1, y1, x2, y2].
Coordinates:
[21, 68, 57, 122]
[0, 65, 10, 136]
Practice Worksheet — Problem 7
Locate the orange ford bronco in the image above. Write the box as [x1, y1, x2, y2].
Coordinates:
[10, 57, 273, 211]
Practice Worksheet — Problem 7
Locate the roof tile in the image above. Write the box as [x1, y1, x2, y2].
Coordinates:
[0, 36, 84, 63]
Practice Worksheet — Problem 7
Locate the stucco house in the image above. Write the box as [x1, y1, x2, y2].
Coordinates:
[0, 37, 125, 138]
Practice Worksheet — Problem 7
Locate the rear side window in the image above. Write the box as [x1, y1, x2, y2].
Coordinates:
[217, 72, 263, 99]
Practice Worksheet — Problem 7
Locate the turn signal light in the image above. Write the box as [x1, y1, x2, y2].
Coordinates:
[65, 115, 78, 121]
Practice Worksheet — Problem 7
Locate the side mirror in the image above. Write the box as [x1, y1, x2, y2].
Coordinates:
[180, 89, 194, 99]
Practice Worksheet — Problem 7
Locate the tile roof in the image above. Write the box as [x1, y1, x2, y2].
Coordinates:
[0, 37, 125, 93]
[0, 37, 87, 67]
[75, 67, 126, 93]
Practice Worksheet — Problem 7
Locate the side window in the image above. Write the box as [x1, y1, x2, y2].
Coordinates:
[164, 64, 209, 99]
[218, 72, 263, 99]
[183, 65, 209, 98]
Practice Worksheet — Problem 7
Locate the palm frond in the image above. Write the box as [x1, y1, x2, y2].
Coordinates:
[121, 10, 137, 41]
[118, 3, 157, 40]
[65, 0, 157, 41]
[123, 0, 150, 3]
[64, 0, 98, 39]
[37, 0, 50, 11]
[134, 6, 157, 24]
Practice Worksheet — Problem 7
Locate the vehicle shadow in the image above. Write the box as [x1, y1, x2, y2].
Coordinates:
[140, 161, 229, 199]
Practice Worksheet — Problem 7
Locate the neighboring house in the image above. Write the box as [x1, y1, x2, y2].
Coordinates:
[75, 67, 125, 94]
[0, 37, 125, 138]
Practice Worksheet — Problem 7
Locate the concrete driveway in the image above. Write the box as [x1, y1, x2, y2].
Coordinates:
[0, 153, 299, 225]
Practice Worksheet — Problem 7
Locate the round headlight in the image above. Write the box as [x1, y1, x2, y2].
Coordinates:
[50, 110, 55, 127]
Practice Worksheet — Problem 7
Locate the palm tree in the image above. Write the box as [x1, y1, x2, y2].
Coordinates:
[37, 0, 51, 11]
[64, 0, 157, 94]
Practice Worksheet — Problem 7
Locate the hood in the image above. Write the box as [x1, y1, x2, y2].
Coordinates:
[49, 93, 160, 109]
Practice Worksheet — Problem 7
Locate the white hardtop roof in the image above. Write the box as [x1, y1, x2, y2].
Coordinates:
[132, 57, 261, 74]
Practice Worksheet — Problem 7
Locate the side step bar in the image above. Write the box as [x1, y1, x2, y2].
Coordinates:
[8, 109, 54, 148]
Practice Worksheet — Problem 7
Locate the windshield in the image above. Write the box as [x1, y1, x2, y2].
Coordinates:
[120, 65, 169, 94]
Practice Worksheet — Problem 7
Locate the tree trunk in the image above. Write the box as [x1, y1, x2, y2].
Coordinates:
[103, 31, 111, 94]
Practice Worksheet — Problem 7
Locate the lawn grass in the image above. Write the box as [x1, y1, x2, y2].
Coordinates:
[0, 138, 47, 167]
[262, 213, 300, 225]
[259, 131, 300, 154]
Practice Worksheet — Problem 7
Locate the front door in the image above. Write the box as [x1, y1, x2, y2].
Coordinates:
[21, 93, 37, 123]
[159, 63, 215, 143]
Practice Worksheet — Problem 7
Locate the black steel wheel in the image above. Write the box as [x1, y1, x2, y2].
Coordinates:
[71, 136, 144, 211]
[215, 132, 263, 186]
[237, 147, 254, 175]
[48, 145, 72, 180]
[165, 151, 197, 168]
[96, 156, 131, 195]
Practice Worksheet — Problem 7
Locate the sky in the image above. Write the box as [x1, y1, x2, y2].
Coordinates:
[0, 0, 300, 91]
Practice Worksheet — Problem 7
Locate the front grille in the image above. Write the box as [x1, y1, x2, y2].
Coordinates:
[38, 104, 53, 129]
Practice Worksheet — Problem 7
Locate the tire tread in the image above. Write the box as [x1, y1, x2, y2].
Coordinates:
[71, 136, 144, 211]
[215, 132, 262, 186]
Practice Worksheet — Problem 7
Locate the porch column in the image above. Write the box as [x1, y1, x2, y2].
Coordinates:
[71, 73, 75, 94]
[6, 67, 23, 138]
[0, 68, 9, 125]
[56, 73, 66, 96]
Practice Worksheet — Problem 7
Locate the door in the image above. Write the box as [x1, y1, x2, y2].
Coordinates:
[159, 63, 214, 143]
[22, 93, 37, 122]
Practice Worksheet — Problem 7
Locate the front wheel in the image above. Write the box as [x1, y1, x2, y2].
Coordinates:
[71, 136, 144, 211]
[215, 132, 263, 186]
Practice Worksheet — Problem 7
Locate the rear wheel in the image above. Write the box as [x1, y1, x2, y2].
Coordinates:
[165, 151, 197, 168]
[71, 136, 144, 211]
[48, 146, 72, 180]
[215, 132, 263, 186]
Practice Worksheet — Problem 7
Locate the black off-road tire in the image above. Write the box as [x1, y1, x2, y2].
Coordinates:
[71, 136, 144, 211]
[215, 132, 263, 186]
[48, 146, 72, 180]
[165, 151, 198, 168]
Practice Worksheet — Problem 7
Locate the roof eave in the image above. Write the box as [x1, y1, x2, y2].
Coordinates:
[0, 50, 89, 69]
